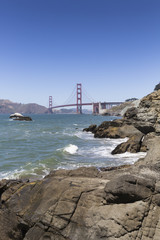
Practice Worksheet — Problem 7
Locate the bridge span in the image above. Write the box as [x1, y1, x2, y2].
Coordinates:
[49, 84, 123, 114]
[50, 102, 123, 114]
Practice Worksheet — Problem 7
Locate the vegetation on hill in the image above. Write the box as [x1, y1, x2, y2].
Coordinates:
[0, 99, 48, 114]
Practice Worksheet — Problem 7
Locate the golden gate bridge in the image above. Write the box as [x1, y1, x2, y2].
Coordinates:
[49, 83, 123, 114]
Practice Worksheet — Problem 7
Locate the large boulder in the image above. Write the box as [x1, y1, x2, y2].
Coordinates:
[94, 124, 140, 138]
[111, 133, 146, 154]
[84, 119, 141, 139]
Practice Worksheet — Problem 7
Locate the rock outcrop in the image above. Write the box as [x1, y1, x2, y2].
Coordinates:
[124, 89, 160, 133]
[111, 133, 146, 154]
[84, 90, 160, 155]
[1, 149, 160, 240]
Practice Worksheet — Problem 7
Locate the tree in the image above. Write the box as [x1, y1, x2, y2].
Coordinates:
[125, 98, 138, 102]
[154, 83, 160, 91]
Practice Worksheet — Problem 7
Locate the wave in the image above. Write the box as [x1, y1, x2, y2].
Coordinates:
[78, 137, 147, 165]
[63, 144, 78, 154]
[0, 163, 51, 181]
[74, 131, 95, 140]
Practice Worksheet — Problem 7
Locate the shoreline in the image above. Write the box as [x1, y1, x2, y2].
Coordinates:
[1, 90, 160, 239]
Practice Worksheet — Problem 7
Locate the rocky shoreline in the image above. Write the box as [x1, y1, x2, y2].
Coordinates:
[1, 90, 160, 239]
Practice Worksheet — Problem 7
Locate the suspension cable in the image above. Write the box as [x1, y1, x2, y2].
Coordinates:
[63, 85, 77, 105]
[83, 85, 95, 103]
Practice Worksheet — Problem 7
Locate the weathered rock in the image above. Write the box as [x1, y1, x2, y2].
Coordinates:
[83, 119, 142, 139]
[123, 107, 138, 119]
[94, 123, 141, 139]
[137, 135, 160, 166]
[111, 133, 145, 154]
[1, 161, 160, 240]
[104, 174, 155, 204]
[97, 119, 124, 128]
[0, 208, 26, 240]
[133, 121, 155, 134]
[124, 90, 160, 134]
[83, 124, 97, 133]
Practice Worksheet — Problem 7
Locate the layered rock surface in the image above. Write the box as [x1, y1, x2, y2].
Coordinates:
[1, 90, 160, 239]
[1, 156, 160, 240]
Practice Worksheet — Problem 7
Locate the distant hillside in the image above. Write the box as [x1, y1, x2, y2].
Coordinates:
[0, 99, 92, 114]
[0, 99, 48, 114]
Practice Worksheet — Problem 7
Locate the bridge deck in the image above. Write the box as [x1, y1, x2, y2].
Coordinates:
[51, 102, 123, 109]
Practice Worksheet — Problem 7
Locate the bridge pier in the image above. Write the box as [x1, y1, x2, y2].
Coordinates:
[93, 103, 99, 114]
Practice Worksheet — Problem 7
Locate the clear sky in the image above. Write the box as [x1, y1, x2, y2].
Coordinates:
[0, 0, 160, 107]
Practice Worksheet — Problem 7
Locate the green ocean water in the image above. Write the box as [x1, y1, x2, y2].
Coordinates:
[0, 114, 146, 180]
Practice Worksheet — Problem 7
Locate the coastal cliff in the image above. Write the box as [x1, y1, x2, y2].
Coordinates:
[1, 90, 160, 240]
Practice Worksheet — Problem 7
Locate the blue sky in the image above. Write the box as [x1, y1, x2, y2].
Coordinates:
[0, 0, 160, 107]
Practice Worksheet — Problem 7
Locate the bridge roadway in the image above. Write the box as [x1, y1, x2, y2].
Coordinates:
[51, 102, 123, 109]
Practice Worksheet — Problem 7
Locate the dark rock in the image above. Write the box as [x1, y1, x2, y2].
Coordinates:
[111, 133, 146, 154]
[134, 121, 155, 134]
[104, 174, 155, 204]
[98, 119, 124, 128]
[83, 124, 97, 133]
[0, 208, 25, 240]
[124, 107, 138, 119]
[13, 116, 32, 121]
[94, 123, 141, 139]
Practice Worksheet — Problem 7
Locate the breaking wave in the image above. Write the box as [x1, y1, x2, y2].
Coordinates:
[63, 144, 79, 154]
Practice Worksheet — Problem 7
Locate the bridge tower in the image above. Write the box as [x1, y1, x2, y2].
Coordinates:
[49, 96, 53, 113]
[77, 83, 82, 114]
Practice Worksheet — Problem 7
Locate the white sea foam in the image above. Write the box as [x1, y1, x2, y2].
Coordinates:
[0, 168, 25, 180]
[63, 144, 78, 154]
[78, 137, 147, 165]
[0, 163, 51, 180]
[74, 131, 96, 140]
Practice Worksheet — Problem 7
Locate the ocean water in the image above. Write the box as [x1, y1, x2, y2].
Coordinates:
[0, 114, 146, 180]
